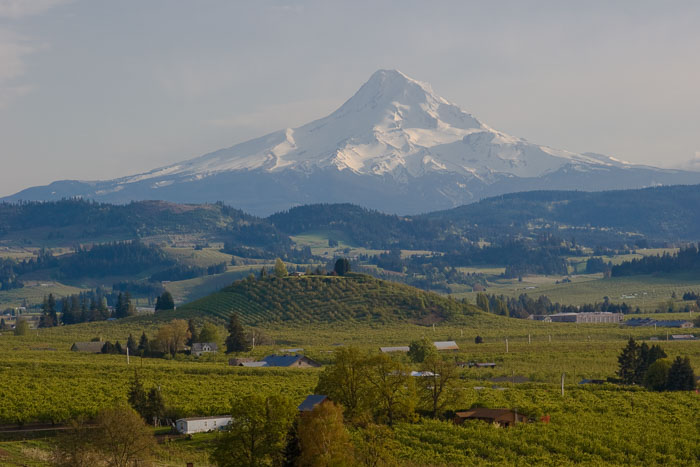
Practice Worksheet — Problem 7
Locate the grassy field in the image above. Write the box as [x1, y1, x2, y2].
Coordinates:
[162, 246, 234, 268]
[0, 282, 85, 309]
[164, 265, 269, 304]
[454, 271, 700, 311]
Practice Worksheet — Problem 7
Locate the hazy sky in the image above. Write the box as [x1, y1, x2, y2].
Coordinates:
[1, 0, 699, 196]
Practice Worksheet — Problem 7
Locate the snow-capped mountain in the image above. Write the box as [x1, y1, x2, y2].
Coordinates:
[5, 69, 700, 214]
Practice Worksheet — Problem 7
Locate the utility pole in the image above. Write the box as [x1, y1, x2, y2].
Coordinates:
[561, 372, 565, 396]
[505, 338, 509, 353]
[127, 347, 130, 365]
[528, 334, 531, 344]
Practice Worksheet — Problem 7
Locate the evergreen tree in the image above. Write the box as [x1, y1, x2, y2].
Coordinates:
[126, 334, 138, 356]
[617, 337, 640, 384]
[128, 372, 148, 418]
[667, 356, 696, 391]
[0, 318, 6, 331]
[101, 341, 116, 354]
[114, 293, 127, 319]
[259, 266, 267, 279]
[145, 387, 166, 426]
[648, 344, 667, 363]
[39, 294, 58, 327]
[138, 332, 151, 357]
[186, 319, 198, 346]
[225, 313, 250, 353]
[115, 341, 123, 354]
[475, 293, 490, 313]
[334, 258, 351, 276]
[155, 291, 175, 311]
[635, 342, 651, 384]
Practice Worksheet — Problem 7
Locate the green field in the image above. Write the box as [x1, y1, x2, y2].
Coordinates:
[454, 271, 700, 311]
[164, 265, 270, 303]
[0, 313, 699, 465]
[163, 246, 234, 268]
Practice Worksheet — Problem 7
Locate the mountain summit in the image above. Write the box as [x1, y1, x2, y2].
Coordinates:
[6, 69, 700, 214]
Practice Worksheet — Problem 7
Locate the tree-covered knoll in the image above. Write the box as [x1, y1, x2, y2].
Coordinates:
[57, 240, 171, 278]
[173, 273, 481, 325]
[269, 203, 454, 250]
[0, 198, 282, 243]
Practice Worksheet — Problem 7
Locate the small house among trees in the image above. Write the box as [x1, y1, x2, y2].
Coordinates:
[191, 342, 218, 356]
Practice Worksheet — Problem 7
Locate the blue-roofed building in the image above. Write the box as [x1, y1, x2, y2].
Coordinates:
[261, 354, 321, 368]
[298, 395, 329, 412]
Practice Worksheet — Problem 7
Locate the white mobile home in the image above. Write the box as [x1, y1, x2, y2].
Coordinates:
[175, 415, 231, 434]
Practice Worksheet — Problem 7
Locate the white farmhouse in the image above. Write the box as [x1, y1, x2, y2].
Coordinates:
[175, 415, 231, 434]
[191, 342, 218, 357]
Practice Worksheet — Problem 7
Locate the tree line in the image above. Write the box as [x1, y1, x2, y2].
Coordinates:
[474, 293, 638, 318]
[617, 338, 696, 391]
[612, 244, 700, 277]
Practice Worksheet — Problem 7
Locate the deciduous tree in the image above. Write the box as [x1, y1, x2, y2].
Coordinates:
[211, 394, 296, 467]
[418, 354, 458, 418]
[297, 401, 354, 466]
[315, 347, 371, 419]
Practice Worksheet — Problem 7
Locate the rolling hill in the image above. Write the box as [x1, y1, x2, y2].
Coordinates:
[170, 273, 481, 325]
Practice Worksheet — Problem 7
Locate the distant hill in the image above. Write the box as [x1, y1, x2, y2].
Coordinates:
[422, 185, 700, 244]
[0, 199, 288, 247]
[171, 273, 481, 325]
[3, 185, 700, 256]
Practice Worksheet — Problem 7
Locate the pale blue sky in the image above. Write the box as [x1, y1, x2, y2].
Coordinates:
[1, 0, 699, 195]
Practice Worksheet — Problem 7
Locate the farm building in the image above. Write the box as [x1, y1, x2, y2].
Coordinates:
[434, 341, 459, 350]
[549, 312, 622, 324]
[70, 342, 104, 353]
[232, 354, 322, 368]
[453, 408, 528, 427]
[175, 415, 231, 434]
[191, 342, 218, 356]
[671, 334, 696, 340]
[626, 318, 693, 328]
[239, 361, 268, 367]
[229, 357, 254, 366]
[298, 395, 330, 412]
[458, 362, 496, 368]
[262, 354, 321, 368]
[380, 346, 410, 353]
